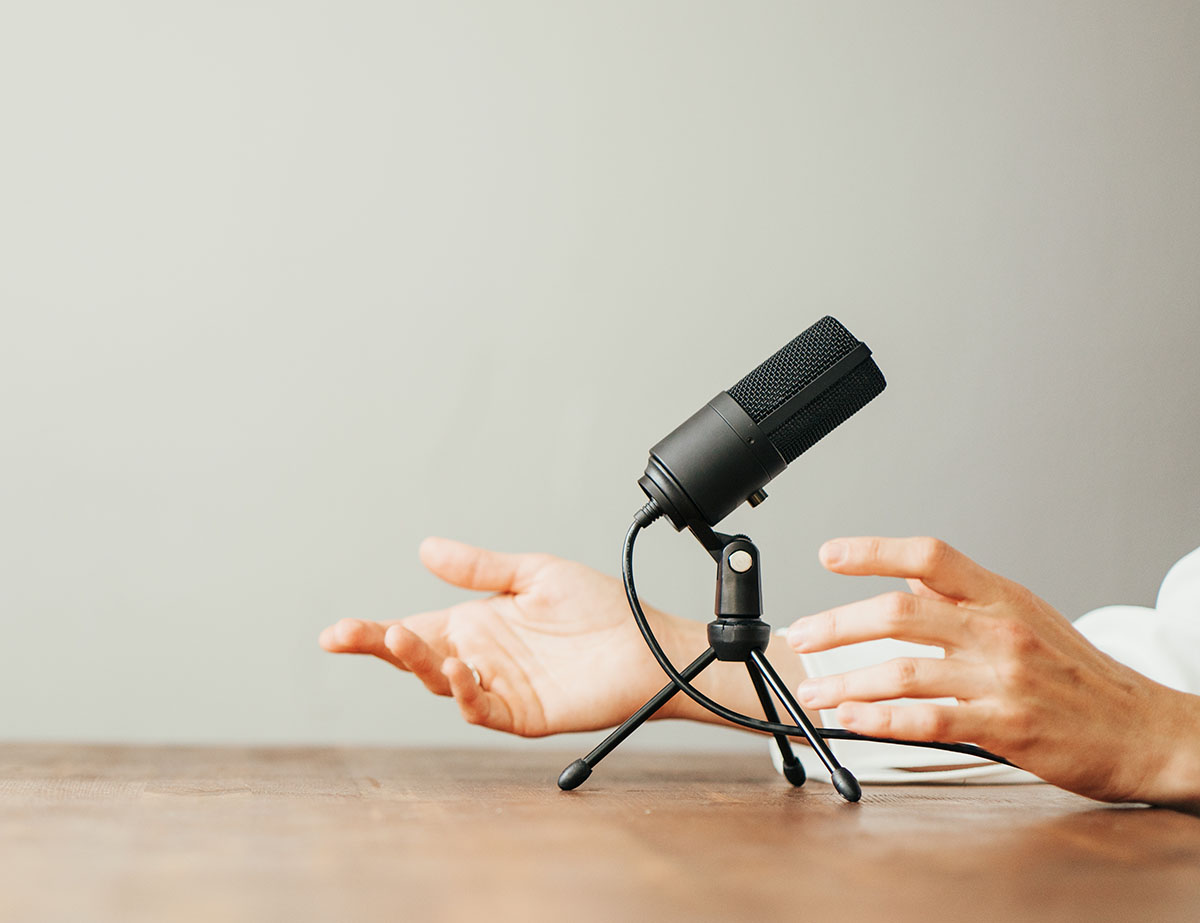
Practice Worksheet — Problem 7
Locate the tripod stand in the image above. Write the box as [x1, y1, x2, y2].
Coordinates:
[558, 523, 862, 802]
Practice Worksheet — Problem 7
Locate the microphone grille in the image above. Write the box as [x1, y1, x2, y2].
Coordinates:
[727, 316, 886, 464]
[767, 359, 886, 462]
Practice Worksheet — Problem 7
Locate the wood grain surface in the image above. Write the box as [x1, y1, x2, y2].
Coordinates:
[2, 743, 1198, 922]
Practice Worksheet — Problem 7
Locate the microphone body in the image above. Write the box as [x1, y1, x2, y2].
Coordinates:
[639, 316, 886, 531]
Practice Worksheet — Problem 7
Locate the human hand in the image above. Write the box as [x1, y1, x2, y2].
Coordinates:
[787, 536, 1193, 805]
[320, 538, 711, 736]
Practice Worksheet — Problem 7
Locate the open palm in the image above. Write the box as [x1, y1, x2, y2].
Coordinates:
[319, 537, 692, 736]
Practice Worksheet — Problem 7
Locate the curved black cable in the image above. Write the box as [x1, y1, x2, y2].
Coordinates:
[624, 506, 1015, 767]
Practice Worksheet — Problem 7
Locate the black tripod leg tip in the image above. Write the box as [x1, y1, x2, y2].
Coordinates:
[831, 767, 861, 802]
[558, 759, 592, 791]
[782, 762, 807, 787]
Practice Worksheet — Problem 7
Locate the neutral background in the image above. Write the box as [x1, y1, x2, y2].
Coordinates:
[2, 1, 1198, 753]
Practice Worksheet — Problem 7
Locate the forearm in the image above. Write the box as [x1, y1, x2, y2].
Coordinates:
[652, 614, 812, 729]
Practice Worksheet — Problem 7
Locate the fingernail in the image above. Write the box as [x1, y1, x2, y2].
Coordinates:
[797, 679, 823, 707]
[787, 622, 810, 649]
[821, 541, 846, 566]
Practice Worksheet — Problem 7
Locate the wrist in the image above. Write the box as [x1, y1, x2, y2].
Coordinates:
[646, 617, 811, 729]
[644, 612, 707, 722]
[1143, 690, 1200, 811]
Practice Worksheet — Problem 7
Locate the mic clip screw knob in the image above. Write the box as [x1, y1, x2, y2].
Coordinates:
[728, 550, 754, 573]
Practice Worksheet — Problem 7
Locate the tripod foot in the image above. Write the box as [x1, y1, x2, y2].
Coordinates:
[782, 762, 807, 787]
[558, 759, 592, 791]
[831, 767, 862, 803]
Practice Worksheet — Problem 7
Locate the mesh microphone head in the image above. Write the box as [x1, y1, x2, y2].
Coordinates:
[726, 316, 886, 464]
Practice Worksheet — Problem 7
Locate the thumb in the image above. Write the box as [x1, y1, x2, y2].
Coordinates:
[419, 537, 537, 593]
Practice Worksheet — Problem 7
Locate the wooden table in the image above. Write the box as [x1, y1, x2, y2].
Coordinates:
[2, 744, 1198, 922]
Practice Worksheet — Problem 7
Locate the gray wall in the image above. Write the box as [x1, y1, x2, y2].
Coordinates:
[2, 1, 1198, 752]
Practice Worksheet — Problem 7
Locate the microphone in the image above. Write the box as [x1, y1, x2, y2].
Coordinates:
[638, 316, 886, 531]
[559, 314, 1007, 798]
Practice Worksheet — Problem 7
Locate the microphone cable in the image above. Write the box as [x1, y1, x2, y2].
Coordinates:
[625, 500, 1015, 767]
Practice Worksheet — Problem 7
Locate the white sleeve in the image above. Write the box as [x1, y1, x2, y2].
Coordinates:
[1071, 545, 1200, 695]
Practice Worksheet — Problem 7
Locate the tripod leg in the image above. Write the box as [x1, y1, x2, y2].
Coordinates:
[748, 649, 861, 803]
[558, 647, 719, 790]
[745, 663, 806, 787]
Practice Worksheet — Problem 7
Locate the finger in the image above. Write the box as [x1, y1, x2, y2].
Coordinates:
[383, 624, 451, 696]
[319, 618, 408, 670]
[419, 537, 541, 594]
[835, 701, 984, 744]
[797, 658, 985, 710]
[443, 657, 515, 733]
[819, 537, 1000, 602]
[906, 577, 957, 603]
[788, 591, 975, 653]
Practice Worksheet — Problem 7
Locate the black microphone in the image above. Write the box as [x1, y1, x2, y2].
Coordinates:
[556, 315, 1005, 799]
[638, 316, 886, 531]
